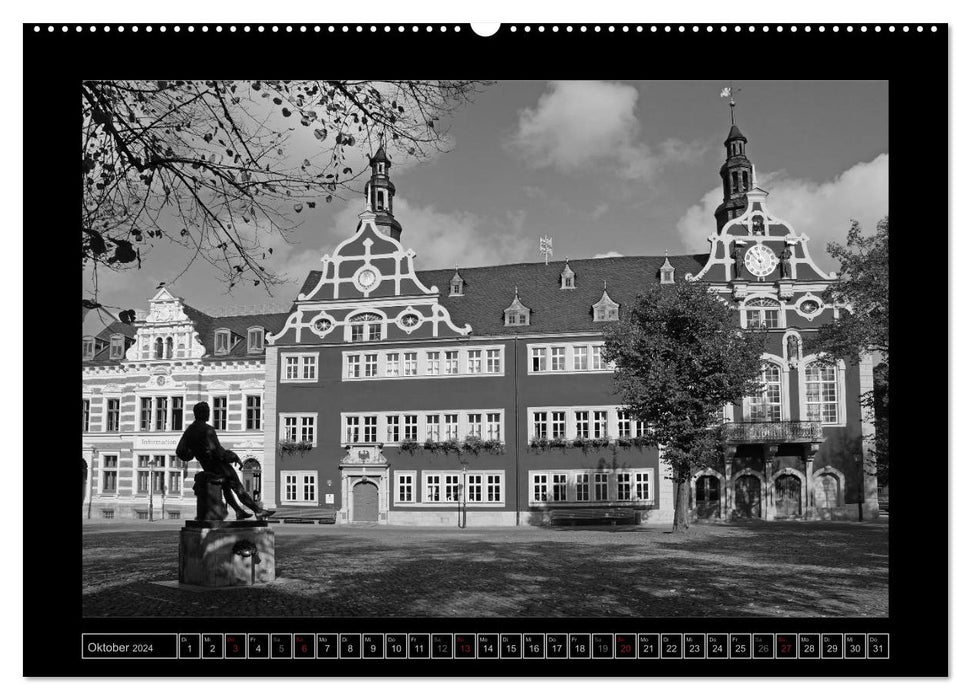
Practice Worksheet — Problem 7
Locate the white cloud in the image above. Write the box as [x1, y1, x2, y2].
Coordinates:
[676, 154, 889, 265]
[594, 251, 624, 259]
[508, 81, 703, 181]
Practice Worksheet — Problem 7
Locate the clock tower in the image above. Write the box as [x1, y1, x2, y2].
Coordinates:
[714, 122, 755, 233]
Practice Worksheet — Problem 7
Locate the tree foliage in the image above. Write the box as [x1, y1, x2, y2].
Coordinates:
[811, 217, 889, 482]
[602, 282, 766, 532]
[81, 79, 491, 302]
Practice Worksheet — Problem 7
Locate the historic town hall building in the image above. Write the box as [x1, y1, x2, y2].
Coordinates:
[82, 122, 879, 524]
[81, 292, 285, 520]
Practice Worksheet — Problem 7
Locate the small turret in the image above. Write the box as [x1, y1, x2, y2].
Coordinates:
[363, 143, 403, 240]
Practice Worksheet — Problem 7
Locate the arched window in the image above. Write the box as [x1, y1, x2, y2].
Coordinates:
[744, 297, 781, 329]
[744, 362, 783, 422]
[806, 361, 840, 424]
[349, 312, 383, 342]
[165, 337, 174, 359]
[154, 337, 164, 359]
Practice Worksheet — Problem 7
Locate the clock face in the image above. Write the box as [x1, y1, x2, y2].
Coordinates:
[357, 269, 377, 289]
[744, 243, 779, 277]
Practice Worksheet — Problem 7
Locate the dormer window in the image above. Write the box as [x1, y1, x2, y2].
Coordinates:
[504, 291, 530, 326]
[593, 289, 620, 322]
[348, 313, 383, 342]
[660, 256, 675, 285]
[214, 328, 232, 356]
[109, 334, 125, 360]
[450, 271, 465, 296]
[560, 262, 575, 290]
[82, 337, 96, 360]
[247, 327, 265, 354]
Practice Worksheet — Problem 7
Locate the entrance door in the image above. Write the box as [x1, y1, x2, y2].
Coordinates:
[695, 475, 720, 519]
[353, 480, 379, 522]
[734, 475, 762, 518]
[775, 474, 802, 517]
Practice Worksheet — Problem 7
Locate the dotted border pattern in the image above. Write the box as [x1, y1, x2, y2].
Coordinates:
[32, 24, 941, 34]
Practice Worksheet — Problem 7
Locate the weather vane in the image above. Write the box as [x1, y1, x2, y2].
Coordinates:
[720, 83, 742, 124]
[539, 235, 553, 265]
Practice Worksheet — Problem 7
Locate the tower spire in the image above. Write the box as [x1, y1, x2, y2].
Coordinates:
[714, 85, 754, 232]
[363, 134, 402, 240]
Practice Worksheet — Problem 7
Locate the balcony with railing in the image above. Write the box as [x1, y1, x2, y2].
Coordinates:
[724, 421, 823, 444]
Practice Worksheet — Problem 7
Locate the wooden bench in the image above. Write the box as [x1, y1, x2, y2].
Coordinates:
[547, 508, 638, 527]
[265, 507, 338, 525]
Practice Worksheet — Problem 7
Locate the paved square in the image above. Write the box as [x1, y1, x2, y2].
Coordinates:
[82, 520, 888, 618]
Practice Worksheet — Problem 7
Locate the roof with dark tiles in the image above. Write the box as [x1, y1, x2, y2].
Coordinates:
[296, 253, 709, 337]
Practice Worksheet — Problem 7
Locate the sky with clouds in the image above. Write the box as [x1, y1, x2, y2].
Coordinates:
[84, 79, 888, 327]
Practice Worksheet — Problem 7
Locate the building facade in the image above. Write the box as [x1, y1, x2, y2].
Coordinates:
[81, 289, 285, 519]
[262, 127, 879, 525]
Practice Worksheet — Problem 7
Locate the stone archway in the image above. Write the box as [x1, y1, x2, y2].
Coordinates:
[352, 479, 380, 522]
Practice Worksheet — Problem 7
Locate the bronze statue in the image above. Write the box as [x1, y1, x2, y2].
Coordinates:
[780, 245, 793, 278]
[733, 242, 746, 278]
[176, 401, 275, 522]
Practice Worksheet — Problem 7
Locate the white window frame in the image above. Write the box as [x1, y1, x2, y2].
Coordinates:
[281, 470, 319, 505]
[282, 352, 318, 383]
[214, 328, 232, 356]
[800, 357, 846, 426]
[527, 342, 611, 375]
[209, 394, 229, 432]
[99, 453, 120, 495]
[743, 360, 787, 422]
[279, 412, 318, 446]
[247, 327, 265, 354]
[386, 352, 400, 377]
[342, 410, 505, 446]
[395, 471, 417, 504]
[527, 469, 654, 506]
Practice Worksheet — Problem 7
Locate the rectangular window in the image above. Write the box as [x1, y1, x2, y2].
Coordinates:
[136, 468, 150, 494]
[551, 411, 566, 439]
[806, 363, 840, 424]
[300, 416, 315, 444]
[444, 474, 460, 502]
[635, 419, 648, 437]
[468, 413, 482, 438]
[248, 328, 264, 353]
[403, 352, 418, 376]
[594, 473, 609, 501]
[285, 356, 300, 380]
[303, 474, 316, 502]
[82, 399, 90, 432]
[487, 413, 501, 441]
[617, 473, 632, 501]
[346, 416, 360, 443]
[617, 410, 631, 438]
[574, 346, 589, 371]
[364, 354, 378, 378]
[283, 416, 298, 442]
[397, 473, 414, 503]
[109, 336, 124, 359]
[246, 396, 262, 431]
[363, 415, 377, 443]
[575, 410, 590, 438]
[101, 455, 118, 493]
[551, 347, 566, 371]
[347, 354, 361, 378]
[592, 345, 605, 370]
[532, 474, 548, 503]
[368, 323, 381, 342]
[106, 399, 120, 432]
[285, 474, 297, 502]
[533, 411, 548, 440]
[468, 350, 482, 374]
[487, 349, 501, 374]
[139, 397, 152, 431]
[425, 474, 441, 502]
[467, 474, 482, 503]
[351, 324, 364, 342]
[282, 473, 317, 503]
[404, 415, 418, 442]
[532, 347, 547, 372]
[552, 473, 568, 502]
[301, 355, 317, 380]
[635, 472, 651, 501]
[215, 330, 231, 355]
[425, 414, 440, 441]
[427, 351, 440, 375]
[212, 396, 227, 431]
[444, 414, 459, 440]
[171, 397, 184, 431]
[444, 351, 459, 375]
[386, 415, 400, 443]
[593, 410, 608, 439]
[169, 471, 182, 494]
[154, 397, 168, 431]
[486, 474, 502, 503]
[763, 310, 780, 328]
[576, 473, 590, 502]
[386, 353, 400, 377]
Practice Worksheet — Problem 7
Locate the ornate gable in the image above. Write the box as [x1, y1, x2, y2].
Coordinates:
[269, 210, 471, 345]
[126, 287, 206, 362]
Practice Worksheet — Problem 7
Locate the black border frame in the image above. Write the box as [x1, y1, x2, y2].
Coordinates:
[23, 22, 948, 677]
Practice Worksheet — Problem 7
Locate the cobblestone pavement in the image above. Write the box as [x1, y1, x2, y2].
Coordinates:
[82, 520, 888, 618]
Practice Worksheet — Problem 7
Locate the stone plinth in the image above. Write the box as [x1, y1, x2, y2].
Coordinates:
[178, 521, 275, 587]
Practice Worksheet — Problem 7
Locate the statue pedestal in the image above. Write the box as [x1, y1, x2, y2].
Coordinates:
[178, 521, 275, 587]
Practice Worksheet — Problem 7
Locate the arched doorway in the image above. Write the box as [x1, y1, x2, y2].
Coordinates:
[734, 475, 762, 518]
[775, 474, 802, 517]
[695, 475, 720, 519]
[241, 458, 262, 495]
[353, 480, 379, 522]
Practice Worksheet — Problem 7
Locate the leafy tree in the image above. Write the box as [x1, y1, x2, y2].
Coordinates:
[81, 79, 491, 315]
[811, 217, 889, 483]
[603, 282, 766, 533]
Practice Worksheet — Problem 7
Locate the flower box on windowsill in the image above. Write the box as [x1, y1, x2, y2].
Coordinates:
[279, 440, 314, 457]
